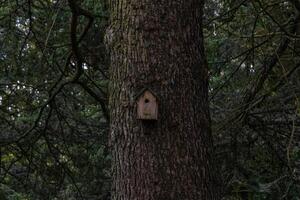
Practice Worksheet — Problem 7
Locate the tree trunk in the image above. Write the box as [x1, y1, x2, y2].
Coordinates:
[107, 0, 220, 199]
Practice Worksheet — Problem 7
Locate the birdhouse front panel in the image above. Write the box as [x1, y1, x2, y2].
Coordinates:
[137, 90, 158, 120]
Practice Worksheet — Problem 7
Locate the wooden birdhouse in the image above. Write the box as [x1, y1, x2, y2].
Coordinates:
[136, 89, 158, 120]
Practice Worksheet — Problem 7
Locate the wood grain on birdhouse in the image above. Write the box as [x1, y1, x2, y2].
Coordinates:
[137, 90, 158, 120]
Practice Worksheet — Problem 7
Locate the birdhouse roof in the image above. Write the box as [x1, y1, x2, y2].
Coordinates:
[135, 88, 158, 100]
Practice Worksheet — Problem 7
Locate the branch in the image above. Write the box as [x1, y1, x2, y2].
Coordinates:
[241, 10, 300, 117]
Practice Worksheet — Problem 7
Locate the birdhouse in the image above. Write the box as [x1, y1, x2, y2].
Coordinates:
[136, 89, 158, 120]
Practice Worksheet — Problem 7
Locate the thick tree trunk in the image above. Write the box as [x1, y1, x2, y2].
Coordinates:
[107, 0, 220, 199]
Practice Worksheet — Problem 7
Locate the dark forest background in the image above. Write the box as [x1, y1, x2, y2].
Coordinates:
[0, 0, 299, 199]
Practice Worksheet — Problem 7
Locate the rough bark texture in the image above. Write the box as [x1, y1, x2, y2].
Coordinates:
[107, 0, 220, 199]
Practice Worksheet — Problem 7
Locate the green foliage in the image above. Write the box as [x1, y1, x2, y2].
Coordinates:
[0, 184, 30, 200]
[205, 0, 300, 199]
[1, 0, 110, 199]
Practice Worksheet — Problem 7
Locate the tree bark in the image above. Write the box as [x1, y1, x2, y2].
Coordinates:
[107, 0, 220, 199]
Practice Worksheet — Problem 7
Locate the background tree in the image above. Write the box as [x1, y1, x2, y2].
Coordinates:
[0, 0, 110, 199]
[206, 0, 300, 198]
